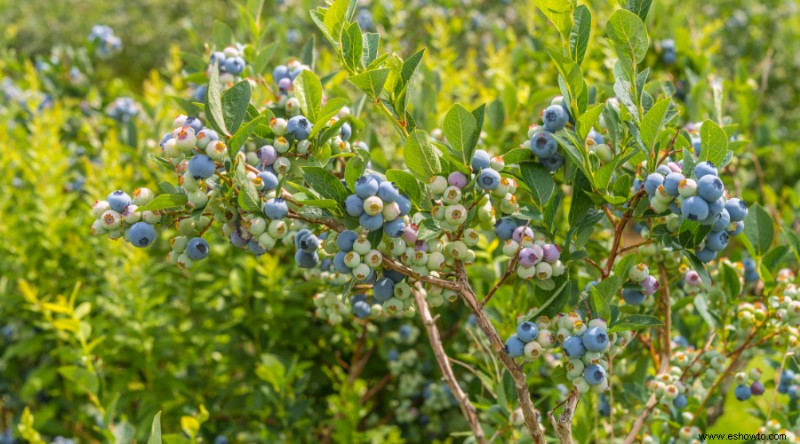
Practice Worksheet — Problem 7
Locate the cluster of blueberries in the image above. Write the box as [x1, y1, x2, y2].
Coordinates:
[621, 263, 660, 305]
[193, 46, 248, 101]
[106, 97, 138, 122]
[505, 313, 630, 393]
[344, 175, 411, 234]
[495, 223, 566, 281]
[272, 60, 311, 96]
[733, 370, 765, 401]
[88, 25, 121, 57]
[521, 97, 570, 172]
[644, 159, 747, 263]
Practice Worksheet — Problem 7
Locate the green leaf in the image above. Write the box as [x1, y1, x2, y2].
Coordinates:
[519, 162, 555, 207]
[417, 218, 443, 241]
[763, 245, 789, 272]
[296, 199, 340, 209]
[534, 0, 576, 40]
[341, 22, 364, 72]
[235, 160, 262, 212]
[576, 103, 603, 141]
[569, 5, 591, 64]
[136, 194, 188, 212]
[58, 366, 98, 395]
[678, 219, 713, 250]
[443, 104, 479, 168]
[641, 98, 671, 152]
[551, 364, 570, 384]
[386, 169, 422, 207]
[404, 130, 442, 181]
[685, 253, 711, 286]
[393, 49, 425, 100]
[362, 33, 380, 67]
[323, 0, 354, 45]
[205, 61, 229, 136]
[625, 0, 653, 20]
[568, 170, 593, 225]
[605, 10, 649, 79]
[502, 148, 533, 164]
[608, 315, 663, 333]
[228, 116, 266, 159]
[293, 70, 323, 123]
[589, 278, 617, 320]
[349, 69, 390, 99]
[699, 120, 728, 167]
[147, 412, 162, 444]
[220, 80, 251, 135]
[344, 154, 368, 191]
[743, 204, 773, 256]
[547, 49, 584, 110]
[309, 98, 349, 138]
[301, 166, 349, 203]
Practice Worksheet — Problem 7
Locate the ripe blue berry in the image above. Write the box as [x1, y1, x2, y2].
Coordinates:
[734, 384, 752, 401]
[333, 252, 349, 273]
[345, 194, 364, 217]
[697, 175, 724, 202]
[286, 116, 312, 140]
[694, 161, 718, 179]
[471, 149, 491, 171]
[494, 217, 517, 241]
[540, 152, 563, 172]
[258, 171, 279, 191]
[516, 322, 539, 342]
[107, 190, 132, 212]
[681, 196, 709, 221]
[294, 229, 311, 248]
[295, 250, 319, 268]
[695, 247, 717, 263]
[583, 364, 606, 385]
[728, 220, 744, 236]
[477, 168, 501, 191]
[337, 230, 358, 252]
[377, 181, 400, 202]
[582, 327, 609, 352]
[673, 394, 688, 409]
[644, 173, 664, 196]
[354, 176, 380, 198]
[622, 288, 645, 305]
[340, 123, 352, 141]
[127, 222, 156, 247]
[273, 65, 290, 81]
[725, 198, 748, 222]
[248, 240, 266, 256]
[505, 335, 525, 358]
[562, 335, 586, 358]
[299, 234, 320, 253]
[384, 218, 406, 238]
[187, 155, 216, 180]
[530, 132, 558, 158]
[186, 237, 209, 260]
[373, 277, 395, 302]
[542, 104, 569, 132]
[663, 172, 684, 196]
[396, 195, 411, 216]
[384, 269, 405, 284]
[223, 57, 245, 75]
[352, 300, 371, 318]
[705, 230, 729, 252]
[263, 198, 288, 219]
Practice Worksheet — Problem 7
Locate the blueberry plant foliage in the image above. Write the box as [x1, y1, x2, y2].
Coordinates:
[72, 0, 799, 443]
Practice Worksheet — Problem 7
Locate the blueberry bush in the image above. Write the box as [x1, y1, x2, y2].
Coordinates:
[3, 0, 800, 443]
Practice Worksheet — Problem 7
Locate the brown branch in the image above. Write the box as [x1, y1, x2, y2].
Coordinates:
[548, 390, 580, 444]
[480, 255, 520, 308]
[602, 189, 646, 278]
[412, 287, 487, 444]
[619, 239, 655, 254]
[454, 262, 547, 444]
[658, 264, 672, 367]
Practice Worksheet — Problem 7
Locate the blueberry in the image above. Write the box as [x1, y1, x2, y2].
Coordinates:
[540, 152, 564, 172]
[725, 198, 748, 222]
[374, 277, 395, 302]
[186, 237, 209, 260]
[530, 132, 558, 158]
[333, 252, 350, 273]
[694, 161, 718, 179]
[697, 175, 724, 202]
[707, 197, 724, 216]
[562, 335, 586, 358]
[126, 222, 156, 247]
[656, 165, 672, 176]
[258, 171, 279, 191]
[258, 145, 278, 165]
[248, 239, 266, 256]
[295, 250, 319, 268]
[359, 213, 383, 231]
[518, 247, 541, 266]
[751, 381, 765, 396]
[396, 195, 411, 216]
[294, 229, 312, 248]
[107, 190, 132, 212]
[622, 287, 645, 305]
[663, 172, 684, 196]
[263, 198, 288, 219]
[582, 327, 609, 352]
[505, 334, 525, 358]
[273, 65, 290, 81]
[354, 176, 380, 198]
[352, 300, 371, 318]
[705, 230, 729, 252]
[728, 220, 744, 236]
[210, 52, 226, 66]
[542, 104, 569, 132]
[584, 364, 606, 385]
[188, 155, 216, 180]
[494, 217, 517, 241]
[384, 269, 405, 284]
[230, 229, 248, 248]
[471, 149, 491, 171]
[734, 384, 752, 401]
[448, 171, 468, 189]
[477, 168, 501, 190]
[516, 321, 539, 342]
[599, 395, 611, 416]
[214, 436, 230, 444]
[384, 218, 406, 238]
[673, 394, 688, 409]
[345, 194, 364, 217]
[184, 117, 203, 134]
[223, 57, 245, 75]
[377, 181, 400, 202]
[681, 196, 709, 221]
[644, 173, 664, 196]
[340, 123, 352, 141]
[337, 230, 358, 251]
[299, 234, 320, 253]
[695, 247, 717, 263]
[286, 116, 313, 140]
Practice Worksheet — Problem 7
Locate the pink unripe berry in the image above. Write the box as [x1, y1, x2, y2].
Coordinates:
[542, 244, 560, 263]
[641, 275, 660, 295]
[448, 171, 468, 189]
